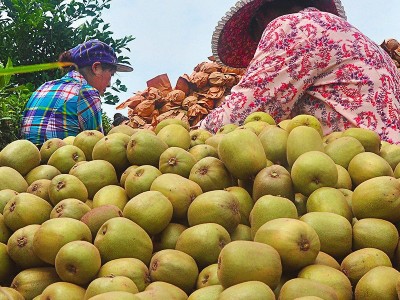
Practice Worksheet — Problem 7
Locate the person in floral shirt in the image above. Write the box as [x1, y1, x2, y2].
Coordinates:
[198, 0, 400, 144]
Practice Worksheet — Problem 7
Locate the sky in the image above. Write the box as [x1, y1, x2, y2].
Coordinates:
[101, 0, 400, 120]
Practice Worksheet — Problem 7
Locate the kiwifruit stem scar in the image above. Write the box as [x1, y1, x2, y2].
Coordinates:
[56, 181, 65, 191]
[168, 157, 177, 166]
[56, 205, 64, 213]
[67, 264, 77, 274]
[17, 236, 28, 247]
[298, 238, 310, 251]
[151, 260, 159, 271]
[270, 171, 279, 178]
[199, 167, 208, 175]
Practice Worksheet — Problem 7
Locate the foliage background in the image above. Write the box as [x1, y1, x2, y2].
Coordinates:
[0, 0, 134, 148]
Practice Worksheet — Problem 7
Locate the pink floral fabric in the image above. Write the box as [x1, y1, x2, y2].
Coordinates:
[199, 8, 400, 144]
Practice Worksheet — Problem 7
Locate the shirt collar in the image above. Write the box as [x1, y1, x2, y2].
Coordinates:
[64, 70, 88, 85]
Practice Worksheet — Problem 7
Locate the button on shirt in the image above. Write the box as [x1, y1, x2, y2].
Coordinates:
[21, 70, 103, 145]
[199, 8, 400, 144]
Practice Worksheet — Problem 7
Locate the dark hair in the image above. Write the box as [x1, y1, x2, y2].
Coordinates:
[249, 0, 313, 41]
[112, 113, 129, 126]
[59, 51, 73, 63]
[58, 50, 117, 73]
[59, 51, 77, 71]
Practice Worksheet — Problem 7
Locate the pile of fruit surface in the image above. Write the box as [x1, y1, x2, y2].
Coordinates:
[381, 38, 400, 71]
[1, 112, 400, 299]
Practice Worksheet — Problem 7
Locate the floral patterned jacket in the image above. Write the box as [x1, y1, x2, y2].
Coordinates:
[199, 8, 400, 144]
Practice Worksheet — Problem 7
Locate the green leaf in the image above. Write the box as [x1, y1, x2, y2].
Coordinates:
[3, 57, 13, 86]
[119, 85, 128, 92]
[0, 0, 135, 145]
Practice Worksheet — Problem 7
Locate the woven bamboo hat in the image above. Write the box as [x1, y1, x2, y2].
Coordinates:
[212, 0, 346, 69]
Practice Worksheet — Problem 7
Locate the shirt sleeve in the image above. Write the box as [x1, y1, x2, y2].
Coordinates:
[77, 87, 104, 133]
[198, 14, 319, 133]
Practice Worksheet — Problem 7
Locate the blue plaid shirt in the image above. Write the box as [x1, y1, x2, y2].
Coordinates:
[21, 71, 103, 145]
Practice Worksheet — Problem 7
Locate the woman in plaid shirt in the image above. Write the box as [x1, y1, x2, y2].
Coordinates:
[21, 39, 133, 146]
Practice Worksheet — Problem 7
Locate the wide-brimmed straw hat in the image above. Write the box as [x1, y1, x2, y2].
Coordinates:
[212, 0, 346, 69]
